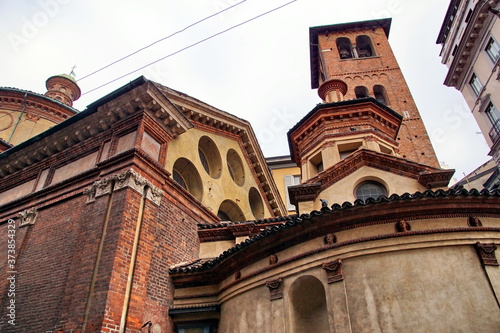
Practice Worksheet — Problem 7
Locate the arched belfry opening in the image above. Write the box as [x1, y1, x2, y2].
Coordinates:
[336, 37, 353, 59]
[289, 275, 329, 333]
[355, 86, 369, 98]
[373, 85, 389, 105]
[356, 35, 375, 58]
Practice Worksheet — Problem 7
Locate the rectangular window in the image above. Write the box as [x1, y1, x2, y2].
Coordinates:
[485, 37, 500, 63]
[469, 73, 483, 96]
[486, 102, 500, 143]
[464, 9, 473, 23]
[285, 175, 301, 211]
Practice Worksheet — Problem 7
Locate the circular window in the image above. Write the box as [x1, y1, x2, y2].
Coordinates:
[226, 149, 245, 186]
[249, 187, 264, 219]
[172, 158, 203, 201]
[355, 181, 387, 201]
[217, 200, 245, 222]
[198, 136, 222, 178]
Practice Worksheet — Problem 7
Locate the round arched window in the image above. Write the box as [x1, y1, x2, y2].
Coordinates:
[355, 181, 387, 201]
[198, 136, 222, 178]
[217, 200, 245, 222]
[172, 158, 203, 201]
[226, 149, 245, 186]
[248, 187, 264, 219]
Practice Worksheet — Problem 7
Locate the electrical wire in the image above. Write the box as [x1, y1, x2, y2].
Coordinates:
[77, 0, 247, 82]
[81, 0, 297, 96]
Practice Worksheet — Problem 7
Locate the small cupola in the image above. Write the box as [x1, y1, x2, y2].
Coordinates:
[45, 74, 81, 107]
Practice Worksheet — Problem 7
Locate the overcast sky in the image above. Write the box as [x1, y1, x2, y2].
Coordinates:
[0, 0, 492, 184]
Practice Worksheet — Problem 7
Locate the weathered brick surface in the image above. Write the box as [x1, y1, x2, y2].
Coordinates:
[0, 195, 87, 332]
[316, 26, 440, 168]
[0, 174, 211, 333]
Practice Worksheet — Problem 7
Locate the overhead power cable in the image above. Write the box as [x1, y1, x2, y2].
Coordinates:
[78, 0, 247, 82]
[82, 0, 297, 96]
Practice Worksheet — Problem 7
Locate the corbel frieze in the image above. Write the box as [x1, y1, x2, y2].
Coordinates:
[266, 277, 283, 300]
[83, 168, 164, 205]
[475, 242, 499, 266]
[18, 207, 38, 227]
[322, 259, 344, 283]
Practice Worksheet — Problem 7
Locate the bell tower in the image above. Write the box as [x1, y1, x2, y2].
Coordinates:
[309, 18, 440, 168]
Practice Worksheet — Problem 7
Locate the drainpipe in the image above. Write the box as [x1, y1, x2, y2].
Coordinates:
[119, 186, 148, 333]
[7, 92, 28, 143]
[82, 181, 115, 333]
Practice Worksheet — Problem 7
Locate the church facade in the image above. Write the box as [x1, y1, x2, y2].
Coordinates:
[0, 19, 499, 333]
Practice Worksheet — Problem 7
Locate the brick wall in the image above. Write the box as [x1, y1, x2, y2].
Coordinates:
[317, 26, 440, 168]
[0, 195, 88, 332]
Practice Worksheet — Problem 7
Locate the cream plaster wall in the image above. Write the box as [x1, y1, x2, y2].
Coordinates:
[214, 228, 500, 333]
[313, 166, 427, 210]
[0, 110, 56, 145]
[180, 215, 500, 332]
[218, 285, 272, 333]
[165, 127, 272, 220]
[300, 134, 397, 180]
[270, 165, 301, 214]
[464, 20, 500, 148]
[345, 246, 500, 332]
[199, 240, 236, 259]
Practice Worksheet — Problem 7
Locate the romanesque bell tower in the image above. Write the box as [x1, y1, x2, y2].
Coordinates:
[309, 18, 440, 168]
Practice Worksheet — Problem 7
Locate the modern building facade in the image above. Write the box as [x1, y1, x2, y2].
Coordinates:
[437, 0, 500, 186]
[0, 18, 499, 333]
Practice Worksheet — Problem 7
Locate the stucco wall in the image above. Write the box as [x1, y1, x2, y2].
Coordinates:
[209, 214, 500, 333]
[345, 245, 500, 332]
[0, 109, 56, 145]
[314, 165, 427, 209]
[218, 285, 272, 333]
[165, 127, 272, 220]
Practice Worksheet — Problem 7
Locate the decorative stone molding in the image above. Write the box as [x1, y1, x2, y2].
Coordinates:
[266, 278, 283, 300]
[146, 186, 163, 206]
[269, 254, 278, 265]
[468, 216, 482, 227]
[95, 177, 115, 198]
[322, 259, 344, 283]
[396, 220, 411, 232]
[18, 207, 38, 227]
[288, 182, 321, 206]
[83, 169, 164, 205]
[228, 222, 255, 238]
[83, 185, 96, 203]
[324, 233, 337, 245]
[475, 242, 499, 266]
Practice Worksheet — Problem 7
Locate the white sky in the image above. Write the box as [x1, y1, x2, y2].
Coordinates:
[0, 0, 492, 184]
